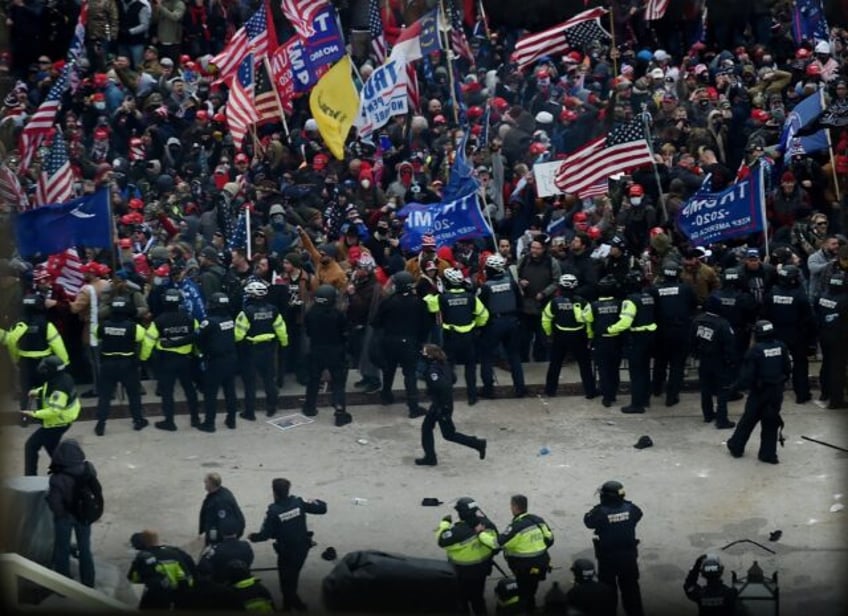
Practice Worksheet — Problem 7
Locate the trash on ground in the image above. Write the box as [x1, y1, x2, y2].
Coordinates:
[267, 414, 314, 432]
[830, 504, 844, 513]
[539, 447, 550, 456]
[352, 498, 368, 506]
[768, 530, 782, 542]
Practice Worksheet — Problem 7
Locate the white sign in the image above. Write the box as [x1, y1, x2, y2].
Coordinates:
[533, 161, 565, 198]
[356, 59, 408, 139]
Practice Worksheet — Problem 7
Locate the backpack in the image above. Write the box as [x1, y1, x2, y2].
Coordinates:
[217, 269, 244, 316]
[73, 462, 104, 524]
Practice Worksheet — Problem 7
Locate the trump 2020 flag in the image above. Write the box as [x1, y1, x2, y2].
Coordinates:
[791, 0, 829, 44]
[356, 57, 408, 140]
[309, 56, 359, 160]
[400, 192, 491, 253]
[779, 90, 823, 151]
[15, 188, 112, 256]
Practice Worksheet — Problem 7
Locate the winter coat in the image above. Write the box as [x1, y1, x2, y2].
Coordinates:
[47, 440, 94, 520]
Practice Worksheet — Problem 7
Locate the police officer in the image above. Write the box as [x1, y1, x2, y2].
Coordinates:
[651, 262, 697, 406]
[497, 494, 554, 614]
[95, 296, 147, 435]
[689, 295, 737, 428]
[815, 273, 848, 409]
[726, 320, 792, 464]
[197, 517, 254, 584]
[3, 294, 69, 410]
[762, 265, 814, 404]
[714, 268, 757, 393]
[564, 558, 617, 616]
[248, 478, 327, 612]
[478, 255, 526, 399]
[140, 288, 200, 431]
[683, 554, 738, 615]
[416, 344, 487, 466]
[128, 530, 198, 610]
[607, 271, 657, 414]
[581, 276, 623, 407]
[224, 560, 275, 612]
[196, 293, 239, 432]
[21, 356, 81, 476]
[303, 285, 352, 427]
[584, 481, 644, 616]
[436, 497, 498, 616]
[436, 268, 489, 406]
[234, 280, 289, 421]
[371, 271, 430, 418]
[542, 274, 597, 399]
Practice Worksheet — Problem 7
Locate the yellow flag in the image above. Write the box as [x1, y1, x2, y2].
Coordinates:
[309, 56, 358, 160]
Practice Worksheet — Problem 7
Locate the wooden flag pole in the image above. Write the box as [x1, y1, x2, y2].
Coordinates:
[262, 56, 290, 141]
[640, 110, 668, 222]
[608, 6, 618, 77]
[821, 88, 842, 202]
[439, 0, 460, 125]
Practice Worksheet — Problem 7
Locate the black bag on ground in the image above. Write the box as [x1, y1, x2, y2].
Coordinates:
[322, 550, 458, 612]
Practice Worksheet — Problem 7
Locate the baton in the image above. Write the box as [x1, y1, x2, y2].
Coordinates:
[801, 435, 848, 453]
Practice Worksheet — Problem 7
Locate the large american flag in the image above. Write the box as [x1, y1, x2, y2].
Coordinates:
[226, 54, 259, 152]
[448, 1, 474, 63]
[254, 59, 281, 124]
[211, 5, 272, 81]
[368, 0, 387, 63]
[644, 0, 670, 21]
[512, 7, 609, 69]
[36, 131, 74, 205]
[554, 119, 653, 197]
[280, 0, 328, 39]
[19, 67, 70, 172]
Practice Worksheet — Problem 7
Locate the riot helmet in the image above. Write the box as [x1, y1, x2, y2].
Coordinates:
[754, 320, 775, 341]
[314, 284, 337, 305]
[37, 355, 65, 378]
[162, 288, 182, 309]
[571, 558, 596, 583]
[559, 274, 578, 290]
[392, 271, 415, 294]
[777, 264, 800, 287]
[701, 554, 724, 579]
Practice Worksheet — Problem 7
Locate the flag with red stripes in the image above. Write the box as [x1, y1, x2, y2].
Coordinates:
[554, 119, 653, 197]
[36, 131, 74, 205]
[226, 54, 259, 151]
[644, 0, 670, 21]
[407, 64, 419, 112]
[448, 1, 474, 63]
[280, 0, 329, 39]
[0, 163, 29, 211]
[19, 67, 70, 172]
[255, 60, 282, 123]
[512, 7, 609, 69]
[210, 4, 272, 82]
[368, 0, 387, 63]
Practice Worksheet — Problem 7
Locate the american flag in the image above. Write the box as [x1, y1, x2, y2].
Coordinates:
[280, 0, 328, 39]
[36, 131, 74, 205]
[554, 119, 653, 197]
[407, 65, 420, 112]
[448, 1, 474, 64]
[226, 54, 259, 152]
[19, 67, 70, 172]
[255, 60, 281, 124]
[368, 0, 387, 63]
[644, 0, 669, 21]
[0, 163, 29, 211]
[210, 4, 271, 81]
[512, 7, 609, 69]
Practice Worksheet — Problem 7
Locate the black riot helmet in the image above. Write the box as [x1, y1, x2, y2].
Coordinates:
[207, 292, 230, 313]
[754, 319, 775, 341]
[571, 558, 596, 583]
[110, 296, 134, 318]
[22, 294, 46, 314]
[777, 264, 800, 287]
[625, 270, 643, 293]
[37, 355, 65, 378]
[454, 497, 481, 525]
[721, 267, 742, 288]
[661, 261, 681, 281]
[701, 554, 724, 580]
[828, 272, 846, 293]
[392, 271, 415, 294]
[597, 275, 619, 297]
[163, 288, 182, 310]
[314, 284, 337, 305]
[599, 480, 625, 504]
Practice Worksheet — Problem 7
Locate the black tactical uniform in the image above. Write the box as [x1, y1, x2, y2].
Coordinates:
[581, 276, 623, 407]
[371, 272, 430, 417]
[541, 274, 597, 399]
[652, 264, 697, 406]
[478, 261, 526, 398]
[249, 479, 327, 612]
[95, 297, 147, 434]
[302, 285, 352, 426]
[714, 268, 757, 371]
[498, 499, 554, 614]
[683, 554, 738, 616]
[416, 350, 487, 466]
[762, 265, 814, 403]
[140, 288, 200, 431]
[727, 321, 792, 464]
[197, 534, 254, 584]
[584, 481, 644, 616]
[196, 293, 239, 431]
[689, 296, 737, 428]
[814, 273, 848, 408]
[564, 559, 617, 616]
[127, 544, 197, 610]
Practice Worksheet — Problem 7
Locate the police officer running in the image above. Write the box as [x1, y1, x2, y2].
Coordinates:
[564, 558, 617, 616]
[436, 497, 499, 616]
[478, 255, 526, 399]
[3, 294, 69, 410]
[415, 344, 487, 466]
[689, 295, 737, 428]
[95, 296, 148, 435]
[370, 271, 430, 418]
[581, 276, 623, 407]
[196, 293, 239, 431]
[726, 320, 792, 464]
[542, 274, 597, 399]
[302, 285, 352, 426]
[683, 554, 738, 615]
[140, 288, 200, 431]
[583, 481, 644, 616]
[607, 271, 657, 414]
[22, 356, 81, 476]
[814, 272, 848, 409]
[497, 494, 554, 614]
[248, 478, 327, 612]
[234, 280, 289, 421]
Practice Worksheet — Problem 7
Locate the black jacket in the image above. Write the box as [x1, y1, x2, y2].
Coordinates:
[47, 440, 94, 520]
[251, 495, 327, 555]
[198, 487, 246, 542]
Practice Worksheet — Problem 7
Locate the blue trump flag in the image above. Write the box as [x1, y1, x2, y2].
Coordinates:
[678, 168, 766, 246]
[442, 131, 479, 204]
[792, 0, 829, 44]
[780, 91, 824, 151]
[400, 193, 491, 253]
[15, 189, 112, 257]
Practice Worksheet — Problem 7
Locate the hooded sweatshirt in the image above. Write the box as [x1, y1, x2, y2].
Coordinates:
[47, 439, 94, 519]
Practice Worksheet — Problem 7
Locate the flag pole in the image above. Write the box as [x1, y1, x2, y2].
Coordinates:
[608, 6, 618, 77]
[758, 164, 769, 259]
[821, 87, 842, 202]
[640, 111, 668, 222]
[245, 205, 253, 262]
[439, 0, 460, 125]
[262, 56, 290, 141]
[477, 0, 492, 40]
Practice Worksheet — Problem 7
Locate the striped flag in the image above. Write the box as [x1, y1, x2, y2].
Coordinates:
[255, 60, 281, 124]
[448, 1, 474, 63]
[210, 4, 272, 81]
[512, 7, 609, 69]
[19, 67, 70, 172]
[226, 54, 259, 152]
[280, 0, 328, 39]
[0, 163, 29, 211]
[644, 0, 669, 21]
[407, 64, 420, 112]
[36, 131, 74, 205]
[554, 119, 653, 197]
[67, 1, 87, 63]
[368, 0, 387, 63]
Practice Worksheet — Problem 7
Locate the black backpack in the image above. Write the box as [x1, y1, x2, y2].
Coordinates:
[217, 269, 244, 316]
[73, 462, 104, 524]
